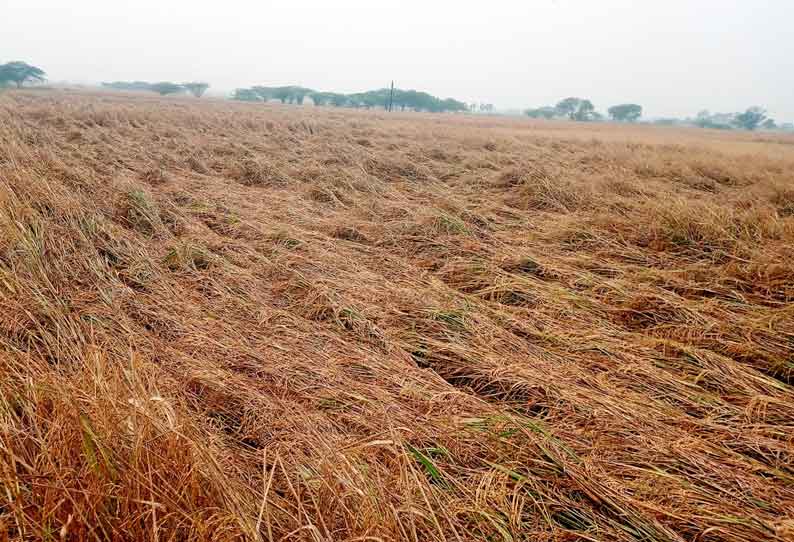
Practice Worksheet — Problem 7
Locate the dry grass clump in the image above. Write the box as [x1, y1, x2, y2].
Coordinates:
[230, 157, 290, 186]
[164, 242, 215, 271]
[1, 89, 794, 541]
[363, 155, 434, 183]
[140, 165, 169, 185]
[771, 185, 794, 216]
[117, 188, 166, 237]
[645, 199, 788, 256]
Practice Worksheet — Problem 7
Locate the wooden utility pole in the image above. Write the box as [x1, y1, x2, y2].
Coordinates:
[388, 81, 394, 112]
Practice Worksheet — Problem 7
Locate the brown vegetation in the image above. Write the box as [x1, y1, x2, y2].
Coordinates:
[1, 90, 793, 541]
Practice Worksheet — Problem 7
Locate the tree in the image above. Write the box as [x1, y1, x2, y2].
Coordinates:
[694, 110, 722, 129]
[761, 118, 777, 130]
[251, 86, 273, 102]
[524, 106, 557, 119]
[0, 61, 46, 88]
[328, 93, 349, 107]
[694, 111, 734, 129]
[232, 84, 467, 113]
[554, 98, 599, 121]
[555, 97, 596, 121]
[102, 81, 153, 91]
[733, 107, 767, 130]
[183, 82, 209, 98]
[150, 82, 184, 96]
[608, 103, 643, 122]
[272, 87, 291, 103]
[232, 88, 261, 102]
[349, 90, 386, 109]
[440, 98, 468, 112]
[573, 99, 595, 121]
[555, 97, 582, 120]
[288, 86, 312, 105]
[309, 92, 332, 106]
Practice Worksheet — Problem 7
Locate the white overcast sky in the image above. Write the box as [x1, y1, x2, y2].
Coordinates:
[2, 0, 793, 120]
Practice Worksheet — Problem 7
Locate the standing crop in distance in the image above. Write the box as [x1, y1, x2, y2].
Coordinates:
[608, 104, 643, 122]
[183, 82, 210, 98]
[0, 61, 46, 88]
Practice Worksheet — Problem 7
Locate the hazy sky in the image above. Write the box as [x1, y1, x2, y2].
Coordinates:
[2, 0, 793, 120]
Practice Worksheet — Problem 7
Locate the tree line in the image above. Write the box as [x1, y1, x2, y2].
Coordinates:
[525, 97, 781, 131]
[525, 98, 642, 122]
[101, 81, 211, 97]
[649, 107, 780, 130]
[232, 85, 469, 112]
[693, 108, 778, 131]
[2, 61, 789, 131]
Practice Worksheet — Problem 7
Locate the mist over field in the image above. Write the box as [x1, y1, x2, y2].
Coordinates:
[2, 0, 793, 119]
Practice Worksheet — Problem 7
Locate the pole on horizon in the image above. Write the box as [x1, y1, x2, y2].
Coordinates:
[388, 81, 394, 112]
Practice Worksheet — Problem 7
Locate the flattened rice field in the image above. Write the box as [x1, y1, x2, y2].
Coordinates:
[1, 90, 793, 541]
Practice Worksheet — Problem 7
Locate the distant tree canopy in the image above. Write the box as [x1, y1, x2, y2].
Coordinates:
[694, 110, 734, 130]
[554, 97, 597, 121]
[231, 85, 468, 113]
[441, 97, 468, 112]
[573, 99, 595, 121]
[761, 118, 777, 130]
[102, 81, 202, 97]
[100, 80, 184, 96]
[248, 86, 311, 104]
[521, 100, 786, 130]
[272, 87, 292, 103]
[690, 108, 776, 131]
[307, 91, 335, 106]
[367, 88, 467, 112]
[231, 88, 260, 101]
[524, 98, 601, 121]
[328, 93, 350, 107]
[555, 97, 581, 120]
[524, 106, 557, 119]
[183, 82, 210, 98]
[0, 61, 46, 88]
[149, 82, 185, 96]
[608, 103, 643, 122]
[733, 107, 767, 131]
[102, 81, 155, 91]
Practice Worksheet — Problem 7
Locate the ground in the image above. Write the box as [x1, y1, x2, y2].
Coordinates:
[0, 90, 793, 541]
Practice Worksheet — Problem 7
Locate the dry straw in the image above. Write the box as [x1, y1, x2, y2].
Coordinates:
[0, 89, 793, 541]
